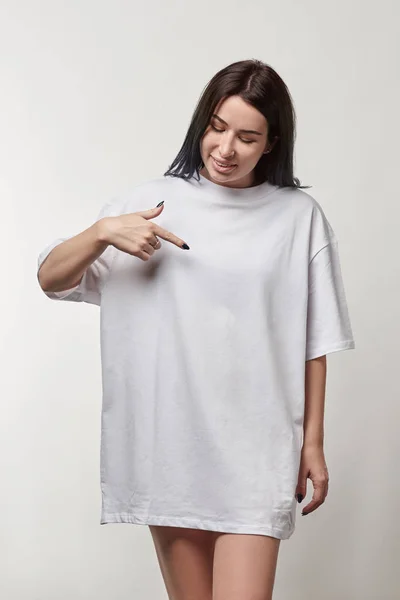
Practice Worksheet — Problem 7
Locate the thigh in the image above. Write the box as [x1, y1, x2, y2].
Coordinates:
[149, 525, 218, 600]
[212, 533, 281, 600]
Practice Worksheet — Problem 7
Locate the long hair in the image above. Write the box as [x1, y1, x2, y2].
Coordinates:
[164, 59, 310, 189]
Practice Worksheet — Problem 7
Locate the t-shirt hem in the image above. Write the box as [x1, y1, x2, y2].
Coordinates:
[100, 512, 293, 540]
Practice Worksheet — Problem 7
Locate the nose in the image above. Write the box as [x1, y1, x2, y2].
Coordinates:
[218, 133, 235, 159]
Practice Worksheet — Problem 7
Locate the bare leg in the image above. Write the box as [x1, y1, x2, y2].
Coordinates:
[212, 533, 281, 600]
[149, 525, 218, 600]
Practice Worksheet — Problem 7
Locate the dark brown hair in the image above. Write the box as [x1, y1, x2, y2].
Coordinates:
[164, 59, 310, 189]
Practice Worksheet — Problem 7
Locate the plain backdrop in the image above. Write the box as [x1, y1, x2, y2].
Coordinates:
[1, 1, 399, 598]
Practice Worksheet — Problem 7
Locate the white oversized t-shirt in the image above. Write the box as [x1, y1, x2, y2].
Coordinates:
[37, 174, 355, 540]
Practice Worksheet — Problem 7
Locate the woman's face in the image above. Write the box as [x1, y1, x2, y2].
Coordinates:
[200, 95, 270, 188]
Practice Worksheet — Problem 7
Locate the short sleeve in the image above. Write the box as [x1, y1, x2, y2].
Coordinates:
[37, 198, 118, 306]
[306, 239, 355, 361]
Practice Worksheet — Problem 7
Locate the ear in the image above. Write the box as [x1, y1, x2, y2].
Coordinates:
[263, 135, 279, 154]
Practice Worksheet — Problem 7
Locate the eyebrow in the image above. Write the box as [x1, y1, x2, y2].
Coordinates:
[212, 114, 263, 136]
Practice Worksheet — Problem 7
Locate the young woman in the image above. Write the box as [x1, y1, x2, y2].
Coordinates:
[37, 59, 355, 600]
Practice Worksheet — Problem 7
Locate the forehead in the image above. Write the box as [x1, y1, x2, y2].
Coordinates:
[213, 95, 267, 131]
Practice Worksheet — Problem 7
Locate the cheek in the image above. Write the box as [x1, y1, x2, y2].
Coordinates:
[201, 132, 215, 150]
[241, 146, 260, 161]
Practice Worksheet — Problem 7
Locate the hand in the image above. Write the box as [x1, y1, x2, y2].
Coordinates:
[99, 202, 190, 261]
[295, 445, 329, 516]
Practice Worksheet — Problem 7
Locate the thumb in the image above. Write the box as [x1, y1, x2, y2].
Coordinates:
[295, 472, 308, 503]
[136, 201, 165, 220]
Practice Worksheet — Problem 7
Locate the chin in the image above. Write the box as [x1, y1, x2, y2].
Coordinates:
[207, 161, 256, 188]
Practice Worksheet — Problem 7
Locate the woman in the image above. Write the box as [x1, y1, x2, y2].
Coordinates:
[37, 59, 355, 600]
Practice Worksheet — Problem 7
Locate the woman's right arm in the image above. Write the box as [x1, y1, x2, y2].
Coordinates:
[37, 218, 110, 293]
[37, 201, 186, 303]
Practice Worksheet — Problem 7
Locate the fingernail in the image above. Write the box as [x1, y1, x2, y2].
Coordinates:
[302, 512, 308, 516]
[182, 243, 190, 250]
[296, 494, 303, 503]
[156, 201, 164, 207]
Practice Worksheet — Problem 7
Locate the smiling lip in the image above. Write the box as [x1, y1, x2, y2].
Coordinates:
[211, 156, 237, 167]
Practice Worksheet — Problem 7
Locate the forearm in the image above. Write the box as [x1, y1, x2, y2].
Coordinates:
[37, 219, 110, 293]
[303, 355, 327, 448]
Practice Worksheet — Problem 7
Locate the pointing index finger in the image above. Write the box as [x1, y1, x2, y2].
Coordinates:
[153, 224, 190, 250]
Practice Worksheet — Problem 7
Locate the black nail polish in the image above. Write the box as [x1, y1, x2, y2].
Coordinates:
[296, 494, 303, 503]
[182, 243, 190, 250]
[156, 201, 164, 207]
[302, 512, 308, 516]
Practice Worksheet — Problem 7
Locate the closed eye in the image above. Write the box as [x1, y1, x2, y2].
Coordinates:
[210, 124, 255, 144]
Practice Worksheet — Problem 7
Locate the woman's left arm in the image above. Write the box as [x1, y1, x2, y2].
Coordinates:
[295, 355, 330, 516]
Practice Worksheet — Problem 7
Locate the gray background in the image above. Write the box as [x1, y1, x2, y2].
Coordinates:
[1, 0, 398, 598]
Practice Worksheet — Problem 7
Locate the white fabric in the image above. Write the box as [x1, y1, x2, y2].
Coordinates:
[37, 174, 355, 540]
